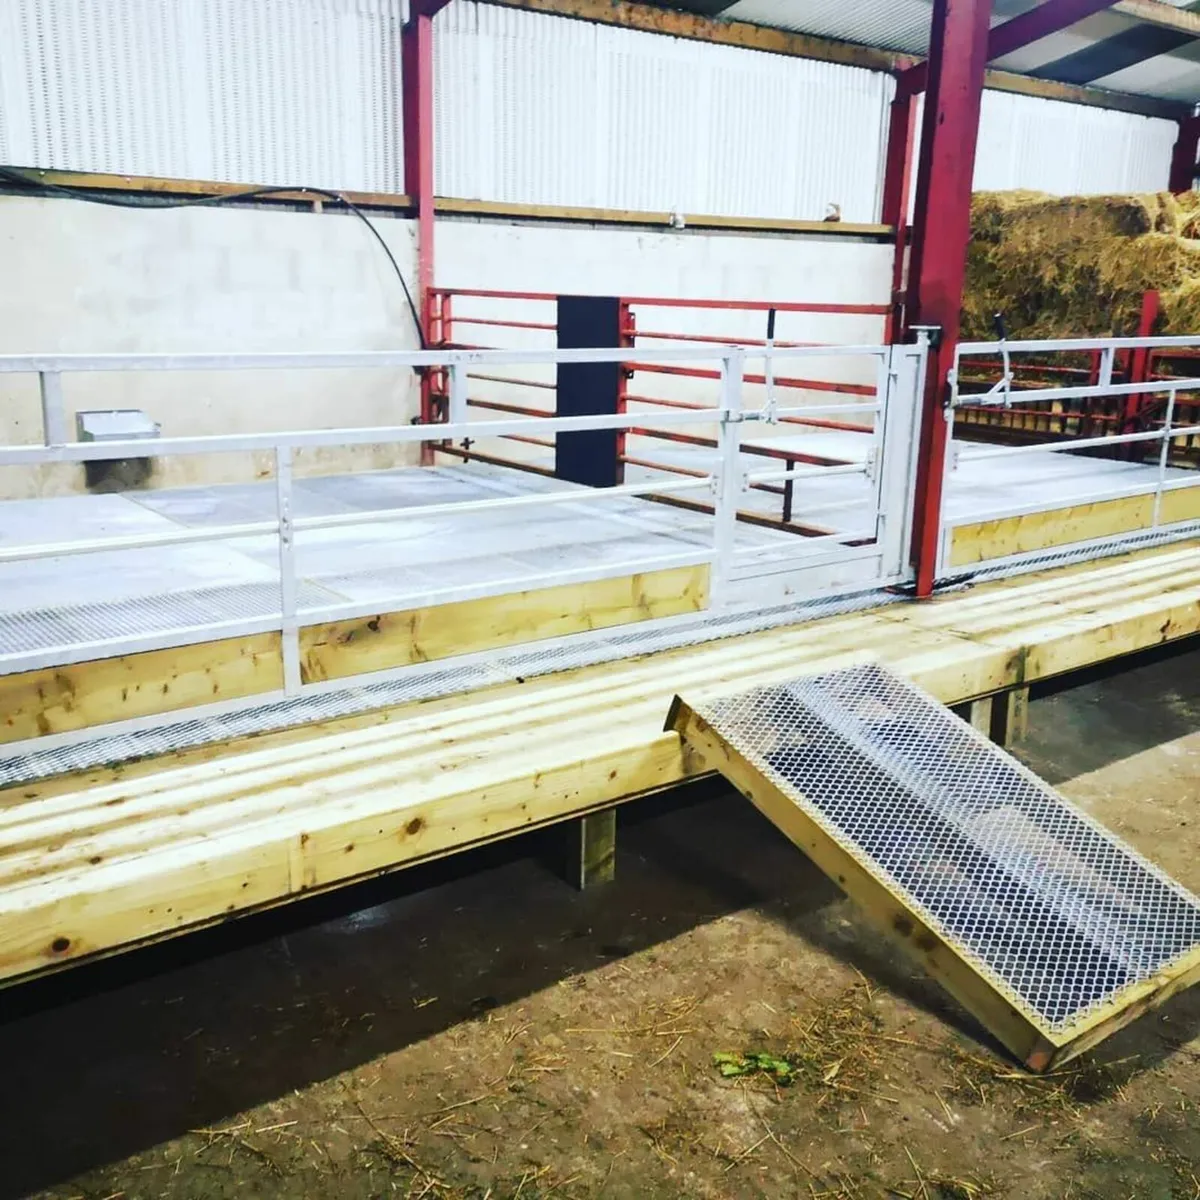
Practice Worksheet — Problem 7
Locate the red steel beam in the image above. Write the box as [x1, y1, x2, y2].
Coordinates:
[898, 0, 1122, 96]
[1169, 115, 1200, 193]
[402, 7, 437, 457]
[880, 91, 918, 339]
[906, 0, 992, 597]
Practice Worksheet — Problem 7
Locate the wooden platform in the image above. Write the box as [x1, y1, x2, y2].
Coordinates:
[0, 564, 708, 744]
[2, 541, 1200, 989]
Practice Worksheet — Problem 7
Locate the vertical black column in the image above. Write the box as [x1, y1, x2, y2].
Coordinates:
[556, 295, 621, 488]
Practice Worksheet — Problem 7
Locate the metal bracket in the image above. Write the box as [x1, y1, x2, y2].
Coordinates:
[864, 448, 878, 482]
[762, 307, 779, 424]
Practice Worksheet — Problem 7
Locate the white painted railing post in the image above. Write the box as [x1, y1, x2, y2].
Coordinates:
[38, 372, 68, 446]
[712, 349, 744, 605]
[274, 445, 302, 695]
[447, 361, 467, 426]
[1153, 387, 1177, 528]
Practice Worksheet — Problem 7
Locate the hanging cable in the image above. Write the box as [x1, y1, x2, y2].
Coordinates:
[0, 167, 426, 349]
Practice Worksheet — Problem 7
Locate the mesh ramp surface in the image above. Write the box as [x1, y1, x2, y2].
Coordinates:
[668, 663, 1200, 1070]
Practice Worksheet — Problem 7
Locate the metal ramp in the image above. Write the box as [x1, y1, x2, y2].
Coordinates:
[667, 663, 1200, 1071]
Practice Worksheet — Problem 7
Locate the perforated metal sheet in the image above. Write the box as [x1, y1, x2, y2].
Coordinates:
[684, 663, 1200, 1037]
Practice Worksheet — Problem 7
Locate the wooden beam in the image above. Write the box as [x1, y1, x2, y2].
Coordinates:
[1114, 0, 1200, 36]
[982, 67, 1188, 120]
[989, 686, 1030, 747]
[0, 166, 415, 212]
[949, 488, 1200, 567]
[484, 0, 1189, 120]
[0, 566, 708, 746]
[482, 0, 903, 72]
[299, 565, 709, 684]
[435, 196, 894, 239]
[0, 633, 282, 745]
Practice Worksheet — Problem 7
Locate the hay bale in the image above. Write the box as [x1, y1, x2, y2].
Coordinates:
[963, 190, 1200, 339]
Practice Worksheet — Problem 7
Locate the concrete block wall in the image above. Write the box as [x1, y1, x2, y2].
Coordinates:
[0, 198, 894, 497]
[0, 196, 421, 498]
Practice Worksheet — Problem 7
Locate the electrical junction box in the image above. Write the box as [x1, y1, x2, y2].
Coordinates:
[75, 409, 160, 491]
[75, 409, 161, 442]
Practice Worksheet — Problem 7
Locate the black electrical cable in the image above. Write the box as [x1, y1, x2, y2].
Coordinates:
[0, 166, 426, 349]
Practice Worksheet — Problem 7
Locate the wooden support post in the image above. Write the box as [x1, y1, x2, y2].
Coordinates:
[563, 809, 617, 889]
[989, 687, 1029, 748]
[967, 696, 994, 736]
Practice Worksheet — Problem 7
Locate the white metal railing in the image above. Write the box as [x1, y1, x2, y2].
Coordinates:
[941, 336, 1200, 576]
[0, 340, 926, 706]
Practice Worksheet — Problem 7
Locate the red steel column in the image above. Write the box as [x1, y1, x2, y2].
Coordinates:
[906, 0, 992, 597]
[403, 4, 439, 458]
[1169, 116, 1200, 194]
[880, 92, 918, 342]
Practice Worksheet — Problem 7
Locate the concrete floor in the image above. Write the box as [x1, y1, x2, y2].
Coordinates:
[2, 639, 1198, 1200]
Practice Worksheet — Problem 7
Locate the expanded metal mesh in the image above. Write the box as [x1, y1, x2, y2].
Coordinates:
[692, 663, 1200, 1035]
[0, 586, 897, 788]
[0, 582, 338, 659]
[954, 518, 1200, 586]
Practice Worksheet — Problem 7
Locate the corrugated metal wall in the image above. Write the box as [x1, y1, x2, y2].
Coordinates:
[0, 0, 405, 192]
[0, 0, 1180, 208]
[434, 2, 892, 223]
[973, 90, 1175, 195]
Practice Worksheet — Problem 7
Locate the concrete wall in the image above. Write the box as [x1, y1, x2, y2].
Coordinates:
[0, 198, 893, 497]
[0, 195, 421, 497]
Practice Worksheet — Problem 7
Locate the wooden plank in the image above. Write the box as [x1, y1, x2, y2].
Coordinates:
[982, 67, 1188, 121]
[435, 196, 893, 239]
[0, 728, 686, 981]
[2, 166, 414, 211]
[0, 566, 706, 745]
[298, 564, 709, 683]
[949, 489, 1200, 567]
[0, 633, 282, 745]
[1047, 944, 1200, 1068]
[666, 696, 1052, 1068]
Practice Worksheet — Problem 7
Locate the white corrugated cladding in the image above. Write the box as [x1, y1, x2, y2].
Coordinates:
[434, 1, 892, 223]
[0, 0, 405, 191]
[904, 87, 1175, 214]
[974, 90, 1176, 193]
